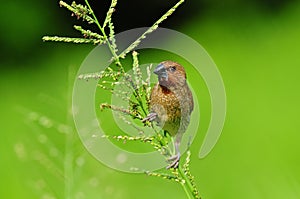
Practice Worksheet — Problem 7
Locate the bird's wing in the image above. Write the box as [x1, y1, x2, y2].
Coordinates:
[188, 87, 194, 113]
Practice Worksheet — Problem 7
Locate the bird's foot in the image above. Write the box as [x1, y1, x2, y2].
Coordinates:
[166, 153, 180, 169]
[142, 112, 157, 123]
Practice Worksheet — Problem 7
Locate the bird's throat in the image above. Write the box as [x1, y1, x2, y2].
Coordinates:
[160, 85, 171, 94]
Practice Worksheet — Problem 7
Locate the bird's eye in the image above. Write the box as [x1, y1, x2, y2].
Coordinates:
[169, 66, 176, 72]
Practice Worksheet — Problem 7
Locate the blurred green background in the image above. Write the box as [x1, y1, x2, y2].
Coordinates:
[1, 0, 300, 198]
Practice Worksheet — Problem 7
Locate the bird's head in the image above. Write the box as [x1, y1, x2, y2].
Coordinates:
[154, 61, 187, 88]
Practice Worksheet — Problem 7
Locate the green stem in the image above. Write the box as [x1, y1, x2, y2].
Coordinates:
[181, 182, 193, 199]
[118, 0, 185, 59]
[124, 75, 147, 117]
[178, 165, 198, 198]
[134, 90, 147, 116]
[154, 134, 197, 198]
[84, 0, 121, 67]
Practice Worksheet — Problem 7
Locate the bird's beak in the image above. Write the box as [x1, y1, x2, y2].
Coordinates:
[154, 63, 168, 81]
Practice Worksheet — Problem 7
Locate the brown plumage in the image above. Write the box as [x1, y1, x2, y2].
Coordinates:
[143, 61, 194, 169]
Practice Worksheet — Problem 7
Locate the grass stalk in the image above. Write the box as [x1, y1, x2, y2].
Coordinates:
[84, 0, 122, 67]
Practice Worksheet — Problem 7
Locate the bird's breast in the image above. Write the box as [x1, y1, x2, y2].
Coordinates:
[149, 83, 192, 136]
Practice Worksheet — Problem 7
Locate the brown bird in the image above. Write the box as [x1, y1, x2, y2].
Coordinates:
[143, 61, 194, 169]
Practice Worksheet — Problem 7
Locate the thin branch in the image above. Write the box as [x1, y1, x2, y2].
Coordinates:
[73, 25, 104, 40]
[59, 1, 94, 23]
[101, 134, 154, 143]
[145, 170, 184, 183]
[103, 0, 118, 28]
[100, 103, 143, 120]
[42, 36, 101, 45]
[84, 0, 122, 67]
[118, 0, 185, 59]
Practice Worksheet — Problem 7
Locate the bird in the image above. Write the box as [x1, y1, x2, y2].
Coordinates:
[142, 61, 194, 169]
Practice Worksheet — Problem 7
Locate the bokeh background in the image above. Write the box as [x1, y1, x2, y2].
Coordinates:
[1, 0, 300, 198]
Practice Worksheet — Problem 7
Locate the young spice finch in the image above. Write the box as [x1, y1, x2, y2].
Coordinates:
[143, 61, 194, 169]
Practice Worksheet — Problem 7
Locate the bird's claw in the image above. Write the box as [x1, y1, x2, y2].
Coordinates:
[142, 112, 157, 123]
[166, 153, 180, 169]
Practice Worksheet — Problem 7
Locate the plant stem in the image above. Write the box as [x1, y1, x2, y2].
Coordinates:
[180, 179, 193, 199]
[84, 0, 121, 67]
[118, 0, 185, 59]
[134, 90, 148, 116]
[178, 165, 199, 199]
